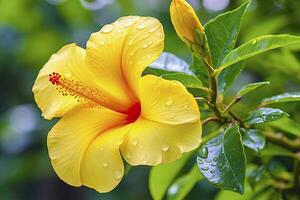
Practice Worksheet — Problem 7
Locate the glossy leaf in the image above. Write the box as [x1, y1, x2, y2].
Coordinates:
[196, 124, 246, 194]
[247, 166, 266, 190]
[237, 81, 270, 97]
[149, 152, 193, 200]
[190, 55, 209, 86]
[243, 107, 289, 125]
[205, 1, 250, 67]
[161, 73, 203, 89]
[218, 62, 245, 94]
[166, 165, 203, 200]
[268, 118, 300, 137]
[149, 52, 193, 74]
[221, 35, 300, 69]
[261, 92, 300, 105]
[242, 129, 266, 153]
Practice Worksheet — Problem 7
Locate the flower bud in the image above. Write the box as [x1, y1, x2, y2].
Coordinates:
[170, 0, 210, 62]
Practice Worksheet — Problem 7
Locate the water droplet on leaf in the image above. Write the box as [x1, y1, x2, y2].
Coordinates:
[198, 146, 208, 159]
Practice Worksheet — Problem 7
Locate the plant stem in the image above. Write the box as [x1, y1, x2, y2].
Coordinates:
[202, 117, 220, 126]
[264, 132, 300, 151]
[293, 153, 300, 193]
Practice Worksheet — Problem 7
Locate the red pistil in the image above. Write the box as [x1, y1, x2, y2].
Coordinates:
[125, 103, 141, 124]
[49, 72, 61, 85]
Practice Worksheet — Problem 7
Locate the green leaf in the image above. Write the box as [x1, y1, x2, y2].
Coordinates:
[190, 55, 209, 86]
[161, 73, 203, 89]
[237, 81, 270, 97]
[267, 118, 300, 137]
[247, 166, 266, 190]
[218, 62, 245, 94]
[221, 35, 300, 69]
[244, 107, 289, 125]
[166, 165, 203, 200]
[205, 1, 250, 67]
[149, 52, 192, 74]
[260, 143, 295, 158]
[267, 160, 292, 182]
[261, 92, 300, 106]
[196, 124, 246, 194]
[242, 129, 266, 153]
[149, 152, 193, 200]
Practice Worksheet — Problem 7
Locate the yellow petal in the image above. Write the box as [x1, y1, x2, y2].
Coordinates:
[139, 75, 200, 125]
[33, 43, 130, 120]
[48, 107, 129, 192]
[121, 118, 201, 166]
[32, 44, 85, 120]
[85, 16, 164, 98]
[170, 0, 204, 44]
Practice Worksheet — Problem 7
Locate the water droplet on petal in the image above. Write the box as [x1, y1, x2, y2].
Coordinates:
[129, 41, 133, 46]
[101, 24, 113, 33]
[146, 55, 152, 59]
[64, 72, 71, 78]
[103, 162, 108, 168]
[114, 170, 122, 179]
[165, 97, 173, 106]
[132, 139, 138, 146]
[149, 28, 156, 33]
[142, 44, 148, 48]
[143, 160, 147, 164]
[137, 23, 146, 30]
[161, 144, 169, 152]
[198, 146, 208, 159]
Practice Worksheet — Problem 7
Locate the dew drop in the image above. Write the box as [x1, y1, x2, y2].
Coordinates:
[103, 162, 108, 168]
[149, 28, 156, 33]
[161, 144, 169, 152]
[114, 170, 122, 179]
[165, 97, 173, 106]
[197, 158, 203, 164]
[198, 146, 208, 159]
[132, 139, 138, 146]
[142, 44, 148, 49]
[201, 167, 209, 171]
[101, 24, 114, 33]
[137, 23, 146, 30]
[146, 55, 152, 59]
[64, 72, 71, 78]
[129, 41, 133, 46]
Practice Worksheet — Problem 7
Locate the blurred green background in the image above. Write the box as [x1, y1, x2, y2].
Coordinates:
[0, 0, 300, 199]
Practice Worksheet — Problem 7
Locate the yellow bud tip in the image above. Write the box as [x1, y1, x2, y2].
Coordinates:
[170, 0, 204, 44]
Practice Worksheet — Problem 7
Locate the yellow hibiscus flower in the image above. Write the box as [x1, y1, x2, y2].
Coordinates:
[32, 16, 202, 193]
